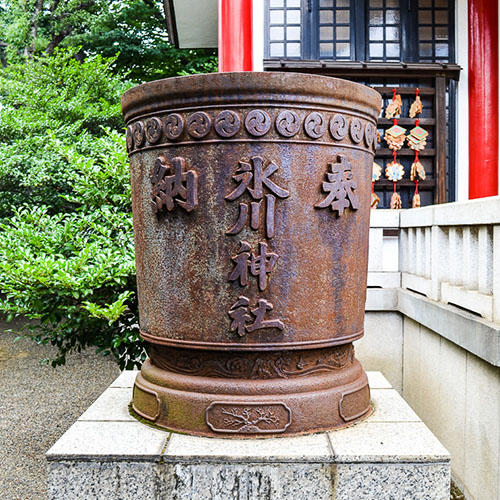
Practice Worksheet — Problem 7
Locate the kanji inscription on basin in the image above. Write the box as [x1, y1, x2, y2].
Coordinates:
[228, 296, 284, 337]
[225, 156, 289, 238]
[151, 155, 198, 213]
[315, 154, 359, 215]
[229, 241, 279, 291]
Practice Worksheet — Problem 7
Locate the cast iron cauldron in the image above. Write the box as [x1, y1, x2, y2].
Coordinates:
[122, 72, 381, 437]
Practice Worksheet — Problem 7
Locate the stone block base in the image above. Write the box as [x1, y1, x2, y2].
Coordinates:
[46, 371, 450, 500]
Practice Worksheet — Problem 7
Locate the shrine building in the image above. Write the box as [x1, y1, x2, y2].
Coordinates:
[163, 0, 497, 209]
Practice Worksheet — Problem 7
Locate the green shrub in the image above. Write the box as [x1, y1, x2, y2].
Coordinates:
[0, 49, 129, 216]
[0, 130, 145, 368]
[0, 48, 216, 368]
[0, 50, 145, 368]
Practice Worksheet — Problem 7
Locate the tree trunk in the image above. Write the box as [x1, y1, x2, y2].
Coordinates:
[0, 43, 7, 68]
[46, 32, 67, 55]
[74, 48, 85, 62]
[25, 0, 44, 60]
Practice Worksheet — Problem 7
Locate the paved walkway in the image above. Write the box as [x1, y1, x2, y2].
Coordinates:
[0, 321, 120, 500]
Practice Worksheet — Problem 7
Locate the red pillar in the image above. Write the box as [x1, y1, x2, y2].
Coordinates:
[218, 0, 253, 72]
[468, 0, 499, 198]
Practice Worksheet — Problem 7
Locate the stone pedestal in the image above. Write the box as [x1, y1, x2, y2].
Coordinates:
[46, 371, 450, 500]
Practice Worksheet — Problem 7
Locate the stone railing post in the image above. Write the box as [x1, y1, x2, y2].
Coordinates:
[493, 225, 500, 322]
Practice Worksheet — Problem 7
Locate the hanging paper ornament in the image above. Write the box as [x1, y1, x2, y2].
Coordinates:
[372, 162, 382, 182]
[409, 89, 425, 209]
[386, 157, 404, 210]
[390, 191, 402, 209]
[410, 158, 426, 181]
[410, 154, 424, 208]
[412, 191, 421, 208]
[409, 94, 423, 118]
[384, 124, 407, 151]
[371, 162, 382, 209]
[384, 89, 405, 210]
[385, 160, 405, 181]
[385, 93, 402, 119]
[411, 167, 422, 208]
[407, 125, 428, 151]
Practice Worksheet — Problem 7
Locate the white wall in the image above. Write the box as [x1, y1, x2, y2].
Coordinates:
[252, 0, 264, 71]
[356, 312, 403, 391]
[455, 0, 469, 201]
[173, 0, 218, 48]
[402, 318, 500, 500]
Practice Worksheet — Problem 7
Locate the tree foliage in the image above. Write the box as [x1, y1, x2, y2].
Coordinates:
[0, 0, 108, 61]
[0, 0, 217, 81]
[0, 49, 128, 215]
[75, 0, 217, 80]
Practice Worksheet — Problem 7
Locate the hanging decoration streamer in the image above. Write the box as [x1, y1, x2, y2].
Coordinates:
[384, 88, 404, 209]
[385, 92, 402, 119]
[386, 151, 404, 209]
[371, 162, 382, 208]
[384, 122, 406, 151]
[408, 88, 427, 207]
[409, 91, 423, 118]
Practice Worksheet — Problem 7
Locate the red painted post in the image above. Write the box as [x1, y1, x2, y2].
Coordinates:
[218, 0, 253, 72]
[468, 0, 499, 198]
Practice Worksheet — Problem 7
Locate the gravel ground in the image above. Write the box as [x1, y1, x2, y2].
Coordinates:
[0, 321, 120, 500]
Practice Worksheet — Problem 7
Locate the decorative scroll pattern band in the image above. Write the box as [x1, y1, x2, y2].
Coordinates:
[150, 344, 354, 379]
[126, 109, 377, 154]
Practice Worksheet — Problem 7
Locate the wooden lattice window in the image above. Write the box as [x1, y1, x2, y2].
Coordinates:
[418, 0, 453, 62]
[268, 0, 302, 58]
[317, 0, 352, 59]
[264, 0, 459, 207]
[367, 0, 402, 61]
[265, 0, 455, 63]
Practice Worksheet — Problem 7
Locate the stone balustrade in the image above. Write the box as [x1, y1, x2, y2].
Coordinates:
[366, 209, 401, 312]
[399, 196, 500, 322]
[364, 197, 500, 500]
[368, 196, 500, 324]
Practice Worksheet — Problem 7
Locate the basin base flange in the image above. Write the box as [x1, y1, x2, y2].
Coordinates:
[132, 344, 371, 438]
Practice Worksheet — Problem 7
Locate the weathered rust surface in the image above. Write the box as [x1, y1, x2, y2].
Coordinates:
[122, 72, 381, 437]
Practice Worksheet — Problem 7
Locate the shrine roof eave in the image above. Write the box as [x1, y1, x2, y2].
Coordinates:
[264, 60, 462, 81]
[163, 0, 218, 49]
